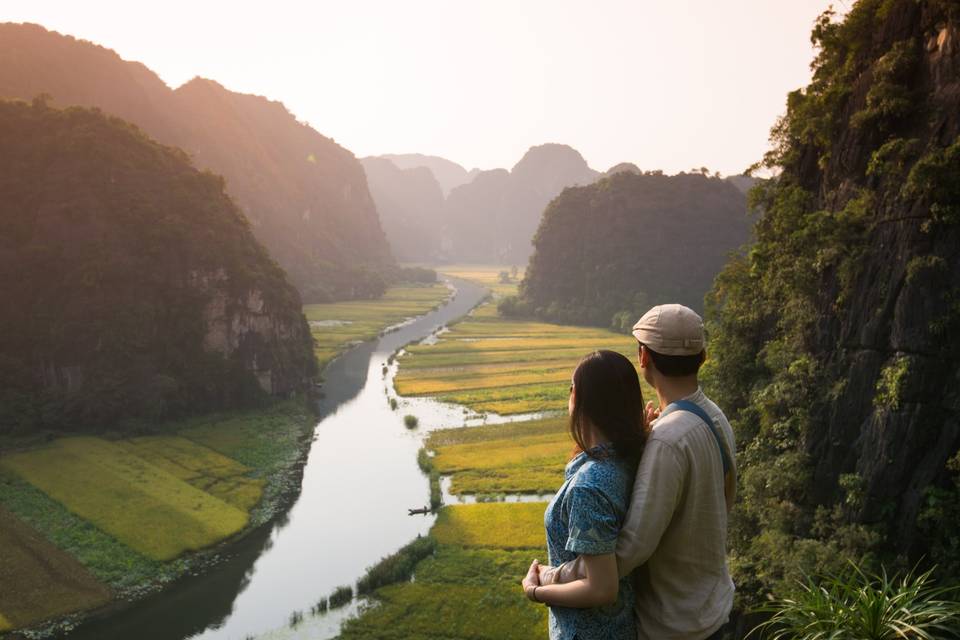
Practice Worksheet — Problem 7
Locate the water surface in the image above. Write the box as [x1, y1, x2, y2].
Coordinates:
[68, 278, 495, 640]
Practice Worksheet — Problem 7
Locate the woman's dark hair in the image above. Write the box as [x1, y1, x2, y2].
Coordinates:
[569, 350, 648, 463]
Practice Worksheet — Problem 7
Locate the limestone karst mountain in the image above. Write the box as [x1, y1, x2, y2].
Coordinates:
[516, 171, 751, 326]
[0, 22, 394, 302]
[0, 99, 316, 433]
[379, 153, 479, 197]
[706, 0, 960, 597]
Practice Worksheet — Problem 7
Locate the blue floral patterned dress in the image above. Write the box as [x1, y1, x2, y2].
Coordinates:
[543, 444, 636, 640]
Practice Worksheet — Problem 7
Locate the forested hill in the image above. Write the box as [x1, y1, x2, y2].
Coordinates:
[0, 23, 394, 302]
[0, 99, 316, 435]
[513, 171, 750, 327]
[705, 0, 960, 599]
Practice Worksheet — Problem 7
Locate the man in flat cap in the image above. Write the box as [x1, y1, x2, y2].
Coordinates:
[535, 304, 736, 638]
[621, 303, 736, 640]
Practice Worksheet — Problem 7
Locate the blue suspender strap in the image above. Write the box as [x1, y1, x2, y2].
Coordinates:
[661, 399, 732, 475]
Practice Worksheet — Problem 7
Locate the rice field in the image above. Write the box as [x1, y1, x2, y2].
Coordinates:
[338, 509, 548, 640]
[117, 436, 264, 511]
[437, 264, 523, 298]
[395, 302, 652, 415]
[338, 547, 546, 640]
[427, 417, 569, 495]
[0, 506, 112, 631]
[0, 437, 249, 561]
[303, 283, 451, 368]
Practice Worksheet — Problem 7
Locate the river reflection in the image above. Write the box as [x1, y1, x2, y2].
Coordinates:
[68, 278, 495, 640]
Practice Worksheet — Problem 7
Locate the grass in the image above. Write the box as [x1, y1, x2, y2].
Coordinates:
[117, 436, 264, 511]
[356, 535, 437, 595]
[0, 506, 112, 630]
[433, 503, 547, 549]
[395, 296, 652, 415]
[303, 283, 451, 368]
[0, 472, 164, 591]
[0, 397, 317, 635]
[175, 399, 316, 525]
[427, 417, 569, 495]
[751, 564, 960, 639]
[0, 437, 249, 561]
[339, 531, 547, 640]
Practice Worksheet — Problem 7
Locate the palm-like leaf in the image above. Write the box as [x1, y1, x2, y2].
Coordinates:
[749, 564, 960, 639]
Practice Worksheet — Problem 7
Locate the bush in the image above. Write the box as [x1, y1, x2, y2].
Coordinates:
[356, 535, 437, 595]
[403, 415, 419, 429]
[328, 584, 353, 609]
[751, 564, 960, 639]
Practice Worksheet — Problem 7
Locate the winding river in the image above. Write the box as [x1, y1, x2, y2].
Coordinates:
[68, 277, 495, 640]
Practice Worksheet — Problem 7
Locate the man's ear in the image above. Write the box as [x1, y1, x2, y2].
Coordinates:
[638, 344, 650, 369]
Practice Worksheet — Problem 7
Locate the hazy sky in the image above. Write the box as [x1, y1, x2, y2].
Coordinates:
[5, 0, 842, 174]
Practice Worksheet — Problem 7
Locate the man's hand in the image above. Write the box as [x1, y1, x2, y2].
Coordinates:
[645, 400, 660, 425]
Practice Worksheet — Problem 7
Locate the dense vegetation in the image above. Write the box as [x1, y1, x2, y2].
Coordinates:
[514, 171, 751, 328]
[0, 23, 395, 302]
[703, 0, 960, 606]
[0, 99, 315, 435]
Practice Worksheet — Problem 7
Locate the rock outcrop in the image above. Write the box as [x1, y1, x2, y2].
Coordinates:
[0, 100, 315, 434]
[706, 0, 960, 595]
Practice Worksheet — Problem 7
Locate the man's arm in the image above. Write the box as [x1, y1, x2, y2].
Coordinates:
[615, 438, 685, 577]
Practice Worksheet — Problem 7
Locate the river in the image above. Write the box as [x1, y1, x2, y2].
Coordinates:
[67, 277, 497, 640]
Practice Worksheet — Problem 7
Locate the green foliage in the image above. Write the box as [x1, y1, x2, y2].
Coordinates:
[751, 564, 960, 639]
[0, 100, 315, 436]
[850, 40, 919, 132]
[356, 535, 437, 595]
[874, 356, 911, 410]
[705, 0, 960, 612]
[518, 172, 750, 326]
[328, 585, 353, 609]
[393, 266, 438, 284]
[339, 546, 547, 640]
[417, 447, 442, 510]
[403, 414, 419, 429]
[904, 136, 960, 227]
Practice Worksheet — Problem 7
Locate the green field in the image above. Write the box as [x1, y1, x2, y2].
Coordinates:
[117, 436, 264, 511]
[0, 437, 250, 561]
[0, 398, 316, 631]
[428, 417, 569, 495]
[396, 301, 652, 415]
[339, 503, 548, 640]
[0, 506, 112, 631]
[437, 264, 522, 298]
[304, 283, 451, 368]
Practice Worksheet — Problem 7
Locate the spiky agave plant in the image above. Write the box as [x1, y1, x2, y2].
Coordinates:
[750, 564, 960, 639]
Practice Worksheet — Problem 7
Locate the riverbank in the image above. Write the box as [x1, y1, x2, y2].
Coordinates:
[0, 281, 457, 639]
[336, 266, 647, 639]
[0, 398, 317, 638]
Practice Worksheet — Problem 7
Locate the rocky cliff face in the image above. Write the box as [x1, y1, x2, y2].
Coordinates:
[0, 100, 315, 434]
[707, 0, 960, 595]
[0, 23, 394, 303]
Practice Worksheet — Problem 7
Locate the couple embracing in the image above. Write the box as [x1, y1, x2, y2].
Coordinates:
[520, 304, 736, 640]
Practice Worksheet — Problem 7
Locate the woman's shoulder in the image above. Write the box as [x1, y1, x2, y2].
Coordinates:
[570, 450, 633, 493]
